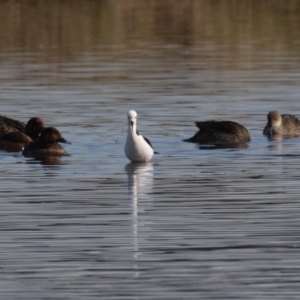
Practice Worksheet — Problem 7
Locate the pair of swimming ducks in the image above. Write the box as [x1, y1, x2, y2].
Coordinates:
[125, 110, 300, 162]
[0, 117, 70, 156]
[0, 110, 298, 160]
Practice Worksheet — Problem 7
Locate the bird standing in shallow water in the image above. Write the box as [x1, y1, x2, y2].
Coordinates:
[263, 110, 300, 137]
[125, 110, 156, 162]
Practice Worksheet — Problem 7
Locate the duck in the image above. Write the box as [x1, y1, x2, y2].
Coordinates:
[0, 116, 44, 152]
[263, 110, 300, 137]
[125, 110, 157, 162]
[184, 120, 251, 143]
[22, 127, 71, 157]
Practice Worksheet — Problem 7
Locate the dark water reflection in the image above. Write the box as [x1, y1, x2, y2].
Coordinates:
[0, 1, 300, 299]
[195, 142, 249, 150]
[0, 0, 300, 63]
[24, 155, 64, 166]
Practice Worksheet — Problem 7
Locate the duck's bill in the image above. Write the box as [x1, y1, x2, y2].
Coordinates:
[59, 137, 72, 144]
[267, 127, 274, 135]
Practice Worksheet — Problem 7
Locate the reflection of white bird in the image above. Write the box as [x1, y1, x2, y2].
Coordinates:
[126, 162, 154, 199]
[125, 110, 157, 162]
[126, 162, 154, 260]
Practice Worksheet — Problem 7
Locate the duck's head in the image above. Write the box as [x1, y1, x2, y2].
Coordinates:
[40, 127, 71, 145]
[25, 117, 45, 140]
[267, 110, 282, 135]
[267, 110, 282, 131]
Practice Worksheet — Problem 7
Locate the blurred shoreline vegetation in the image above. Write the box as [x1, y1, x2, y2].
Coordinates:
[0, 0, 299, 63]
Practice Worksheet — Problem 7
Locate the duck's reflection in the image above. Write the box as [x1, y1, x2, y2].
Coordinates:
[268, 141, 283, 152]
[125, 162, 153, 277]
[263, 134, 284, 152]
[25, 155, 63, 166]
[198, 142, 249, 150]
[265, 135, 283, 142]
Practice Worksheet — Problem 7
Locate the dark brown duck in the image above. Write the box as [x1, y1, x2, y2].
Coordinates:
[184, 120, 251, 143]
[263, 110, 300, 137]
[22, 127, 71, 157]
[0, 116, 44, 152]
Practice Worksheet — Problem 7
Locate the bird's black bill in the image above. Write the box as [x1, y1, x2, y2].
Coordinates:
[58, 137, 71, 144]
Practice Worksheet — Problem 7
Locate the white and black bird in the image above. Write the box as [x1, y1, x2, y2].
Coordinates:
[125, 110, 157, 162]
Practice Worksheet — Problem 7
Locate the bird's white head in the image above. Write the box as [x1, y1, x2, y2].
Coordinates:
[127, 110, 138, 131]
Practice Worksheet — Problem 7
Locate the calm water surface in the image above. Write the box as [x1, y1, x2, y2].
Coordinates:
[1, 1, 300, 299]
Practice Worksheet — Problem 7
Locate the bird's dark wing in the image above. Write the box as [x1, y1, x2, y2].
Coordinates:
[195, 120, 243, 134]
[282, 114, 300, 126]
[1, 132, 32, 143]
[138, 130, 158, 153]
[142, 136, 153, 149]
[0, 115, 26, 132]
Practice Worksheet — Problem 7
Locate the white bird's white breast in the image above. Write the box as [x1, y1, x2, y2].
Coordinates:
[125, 132, 154, 162]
